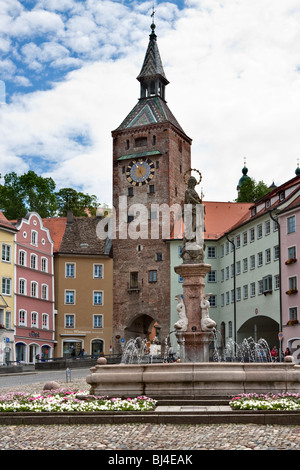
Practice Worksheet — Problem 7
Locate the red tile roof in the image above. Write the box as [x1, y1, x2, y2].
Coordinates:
[0, 211, 18, 232]
[42, 217, 67, 253]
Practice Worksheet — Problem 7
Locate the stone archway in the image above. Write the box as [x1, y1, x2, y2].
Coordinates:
[237, 315, 279, 349]
[125, 314, 156, 342]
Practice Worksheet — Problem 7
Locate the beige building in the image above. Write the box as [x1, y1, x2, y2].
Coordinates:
[43, 213, 113, 358]
[0, 211, 17, 364]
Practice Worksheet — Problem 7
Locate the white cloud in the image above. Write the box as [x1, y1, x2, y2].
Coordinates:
[0, 0, 300, 207]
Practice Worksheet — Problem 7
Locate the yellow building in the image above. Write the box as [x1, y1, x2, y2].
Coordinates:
[43, 213, 113, 358]
[0, 211, 17, 364]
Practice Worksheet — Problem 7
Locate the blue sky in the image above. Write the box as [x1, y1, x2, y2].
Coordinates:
[1, 0, 300, 206]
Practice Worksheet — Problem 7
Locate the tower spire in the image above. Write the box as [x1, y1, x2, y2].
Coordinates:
[137, 8, 169, 101]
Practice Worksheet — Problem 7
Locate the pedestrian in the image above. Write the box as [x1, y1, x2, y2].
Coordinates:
[270, 346, 278, 361]
[284, 347, 291, 356]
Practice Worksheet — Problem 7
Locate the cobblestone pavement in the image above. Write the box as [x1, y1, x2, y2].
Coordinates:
[0, 375, 299, 451]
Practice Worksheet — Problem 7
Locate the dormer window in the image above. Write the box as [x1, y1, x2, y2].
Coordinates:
[265, 199, 270, 209]
[279, 191, 285, 201]
[251, 207, 256, 217]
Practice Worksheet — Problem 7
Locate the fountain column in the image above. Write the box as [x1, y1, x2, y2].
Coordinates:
[174, 263, 213, 362]
[174, 171, 215, 362]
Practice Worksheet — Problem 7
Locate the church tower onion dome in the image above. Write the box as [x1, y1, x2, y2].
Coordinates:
[237, 164, 250, 190]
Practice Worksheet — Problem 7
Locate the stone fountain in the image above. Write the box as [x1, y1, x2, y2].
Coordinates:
[86, 171, 300, 398]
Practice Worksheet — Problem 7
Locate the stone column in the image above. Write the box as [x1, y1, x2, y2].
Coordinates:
[174, 262, 213, 362]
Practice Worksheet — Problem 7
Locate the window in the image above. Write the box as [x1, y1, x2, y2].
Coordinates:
[30, 254, 37, 270]
[257, 224, 262, 239]
[208, 270, 217, 282]
[288, 246, 296, 260]
[243, 231, 247, 245]
[250, 254, 255, 270]
[231, 289, 235, 303]
[274, 245, 280, 260]
[42, 284, 48, 300]
[65, 290, 75, 304]
[149, 270, 157, 283]
[288, 276, 297, 291]
[41, 258, 48, 272]
[221, 269, 224, 282]
[2, 277, 11, 295]
[149, 184, 155, 194]
[289, 307, 298, 321]
[263, 275, 272, 293]
[250, 228, 255, 243]
[5, 311, 11, 329]
[152, 135, 156, 145]
[230, 264, 234, 278]
[19, 310, 26, 326]
[226, 291, 230, 305]
[243, 285, 248, 299]
[94, 264, 103, 278]
[209, 295, 217, 307]
[42, 314, 49, 329]
[236, 287, 241, 301]
[265, 248, 271, 264]
[135, 137, 147, 147]
[225, 266, 229, 280]
[257, 252, 263, 266]
[207, 246, 216, 258]
[93, 291, 103, 305]
[65, 263, 75, 278]
[65, 314, 75, 328]
[265, 220, 270, 236]
[274, 275, 280, 290]
[31, 312, 38, 328]
[236, 235, 241, 249]
[258, 280, 263, 295]
[221, 293, 224, 307]
[93, 315, 103, 328]
[128, 187, 133, 197]
[19, 279, 26, 295]
[156, 253, 163, 261]
[287, 215, 296, 234]
[250, 282, 255, 297]
[236, 261, 241, 275]
[31, 230, 38, 246]
[228, 321, 233, 337]
[225, 242, 229, 255]
[19, 250, 26, 266]
[243, 258, 248, 272]
[1, 244, 11, 262]
[130, 272, 139, 289]
[31, 282, 38, 298]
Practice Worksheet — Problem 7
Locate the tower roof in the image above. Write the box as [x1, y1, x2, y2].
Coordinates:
[137, 23, 169, 84]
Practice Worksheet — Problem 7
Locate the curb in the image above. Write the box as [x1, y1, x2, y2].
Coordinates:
[1, 408, 300, 425]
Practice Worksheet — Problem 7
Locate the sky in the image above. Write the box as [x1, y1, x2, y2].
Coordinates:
[0, 0, 300, 207]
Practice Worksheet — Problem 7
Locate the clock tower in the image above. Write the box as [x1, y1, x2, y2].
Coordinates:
[112, 20, 192, 352]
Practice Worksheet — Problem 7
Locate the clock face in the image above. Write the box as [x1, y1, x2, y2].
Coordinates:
[126, 159, 155, 186]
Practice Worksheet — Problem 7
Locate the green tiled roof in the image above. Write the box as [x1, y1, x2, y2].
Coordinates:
[117, 150, 162, 161]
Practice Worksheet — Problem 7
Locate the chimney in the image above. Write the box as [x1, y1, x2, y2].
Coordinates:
[67, 210, 74, 224]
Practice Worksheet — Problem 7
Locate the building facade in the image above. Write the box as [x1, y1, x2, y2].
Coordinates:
[14, 212, 55, 362]
[0, 211, 17, 364]
[44, 214, 113, 357]
[112, 22, 192, 352]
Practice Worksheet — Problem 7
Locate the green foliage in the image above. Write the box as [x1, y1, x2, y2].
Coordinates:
[236, 177, 271, 203]
[0, 171, 99, 220]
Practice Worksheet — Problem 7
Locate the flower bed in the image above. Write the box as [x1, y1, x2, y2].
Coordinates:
[230, 393, 300, 411]
[0, 389, 157, 413]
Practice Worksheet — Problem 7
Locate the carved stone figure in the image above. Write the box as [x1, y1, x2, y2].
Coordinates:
[200, 294, 216, 332]
[174, 295, 188, 332]
[181, 176, 205, 263]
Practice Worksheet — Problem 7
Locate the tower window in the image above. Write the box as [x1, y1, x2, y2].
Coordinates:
[135, 137, 147, 147]
[149, 184, 155, 194]
[126, 140, 130, 149]
[128, 187, 134, 197]
[152, 135, 156, 145]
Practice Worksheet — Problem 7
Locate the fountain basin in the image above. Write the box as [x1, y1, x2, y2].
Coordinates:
[86, 362, 300, 398]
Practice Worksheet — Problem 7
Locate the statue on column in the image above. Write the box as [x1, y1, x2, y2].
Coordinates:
[174, 295, 188, 332]
[181, 170, 205, 263]
[200, 294, 216, 332]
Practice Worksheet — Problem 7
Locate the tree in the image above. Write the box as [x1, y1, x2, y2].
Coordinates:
[0, 171, 99, 220]
[0, 171, 57, 219]
[55, 187, 99, 217]
[236, 178, 271, 203]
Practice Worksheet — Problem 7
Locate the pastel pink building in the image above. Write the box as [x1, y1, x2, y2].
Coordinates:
[279, 195, 300, 363]
[14, 212, 55, 363]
